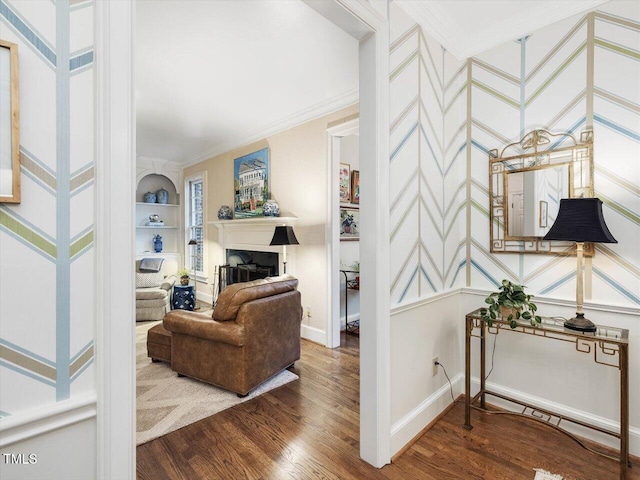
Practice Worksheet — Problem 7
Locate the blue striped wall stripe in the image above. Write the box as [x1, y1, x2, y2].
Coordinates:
[470, 259, 500, 288]
[0, 0, 56, 67]
[450, 259, 466, 288]
[539, 271, 575, 295]
[420, 266, 437, 292]
[70, 50, 93, 71]
[594, 114, 640, 142]
[399, 267, 419, 303]
[70, 358, 93, 382]
[390, 122, 418, 162]
[592, 268, 640, 304]
[0, 410, 10, 418]
[419, 125, 443, 176]
[0, 360, 56, 388]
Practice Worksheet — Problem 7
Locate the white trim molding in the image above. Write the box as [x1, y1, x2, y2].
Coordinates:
[95, 1, 136, 479]
[390, 374, 463, 456]
[301, 324, 327, 345]
[0, 395, 97, 448]
[182, 88, 359, 167]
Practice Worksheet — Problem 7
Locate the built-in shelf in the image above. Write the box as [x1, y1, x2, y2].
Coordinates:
[137, 226, 179, 229]
[136, 202, 180, 207]
[138, 251, 180, 255]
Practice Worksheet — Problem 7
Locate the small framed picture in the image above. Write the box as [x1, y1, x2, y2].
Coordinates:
[339, 163, 350, 203]
[539, 200, 548, 228]
[351, 170, 359, 204]
[340, 207, 359, 241]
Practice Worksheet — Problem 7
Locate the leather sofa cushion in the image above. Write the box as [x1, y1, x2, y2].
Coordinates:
[164, 310, 245, 346]
[213, 275, 299, 322]
[136, 287, 169, 300]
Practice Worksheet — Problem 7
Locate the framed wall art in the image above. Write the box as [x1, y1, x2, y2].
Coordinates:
[539, 200, 548, 228]
[351, 170, 359, 204]
[340, 207, 359, 241]
[234, 148, 269, 218]
[0, 40, 20, 204]
[339, 163, 350, 203]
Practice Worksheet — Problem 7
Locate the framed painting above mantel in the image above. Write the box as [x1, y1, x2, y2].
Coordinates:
[234, 148, 269, 218]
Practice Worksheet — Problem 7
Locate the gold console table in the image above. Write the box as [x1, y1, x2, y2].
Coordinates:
[464, 308, 630, 479]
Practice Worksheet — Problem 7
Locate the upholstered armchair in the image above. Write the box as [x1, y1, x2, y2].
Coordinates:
[163, 275, 302, 396]
[135, 259, 177, 321]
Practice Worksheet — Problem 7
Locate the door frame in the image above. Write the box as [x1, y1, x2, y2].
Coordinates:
[95, 0, 391, 475]
[326, 118, 359, 349]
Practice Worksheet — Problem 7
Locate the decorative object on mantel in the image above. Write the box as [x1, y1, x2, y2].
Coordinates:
[156, 187, 169, 204]
[339, 163, 350, 203]
[479, 279, 541, 329]
[269, 226, 299, 274]
[234, 148, 269, 218]
[543, 198, 617, 332]
[217, 205, 233, 220]
[263, 199, 280, 217]
[152, 234, 163, 253]
[188, 238, 201, 310]
[177, 268, 190, 286]
[143, 191, 157, 203]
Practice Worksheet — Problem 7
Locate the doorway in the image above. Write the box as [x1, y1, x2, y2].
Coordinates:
[96, 1, 391, 474]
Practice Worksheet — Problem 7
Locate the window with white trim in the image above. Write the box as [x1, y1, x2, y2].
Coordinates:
[187, 178, 204, 274]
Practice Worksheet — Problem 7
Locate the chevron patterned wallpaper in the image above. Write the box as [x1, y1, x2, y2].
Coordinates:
[389, 3, 466, 305]
[391, 1, 639, 308]
[0, 0, 95, 417]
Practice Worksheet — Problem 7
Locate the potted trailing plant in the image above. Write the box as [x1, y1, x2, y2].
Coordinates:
[479, 279, 541, 329]
[177, 268, 191, 286]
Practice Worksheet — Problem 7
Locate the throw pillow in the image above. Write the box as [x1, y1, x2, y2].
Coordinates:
[136, 272, 164, 288]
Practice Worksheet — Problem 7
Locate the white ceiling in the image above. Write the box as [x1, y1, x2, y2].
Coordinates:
[135, 0, 359, 165]
[136, 0, 610, 165]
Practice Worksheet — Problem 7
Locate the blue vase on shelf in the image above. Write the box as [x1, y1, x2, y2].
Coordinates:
[143, 192, 156, 203]
[152, 234, 163, 253]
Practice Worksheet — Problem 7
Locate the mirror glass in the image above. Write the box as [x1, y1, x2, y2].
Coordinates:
[506, 164, 569, 237]
[489, 129, 593, 255]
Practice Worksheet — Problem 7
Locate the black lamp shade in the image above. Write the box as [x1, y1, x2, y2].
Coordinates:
[543, 198, 617, 243]
[188, 238, 197, 245]
[269, 226, 299, 246]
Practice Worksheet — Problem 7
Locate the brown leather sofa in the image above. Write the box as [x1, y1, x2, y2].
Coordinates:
[163, 275, 302, 396]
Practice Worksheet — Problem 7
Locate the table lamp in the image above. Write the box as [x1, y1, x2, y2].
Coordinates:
[188, 238, 201, 310]
[543, 198, 617, 332]
[269, 226, 299, 274]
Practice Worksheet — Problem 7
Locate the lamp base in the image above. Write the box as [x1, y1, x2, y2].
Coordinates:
[564, 313, 597, 333]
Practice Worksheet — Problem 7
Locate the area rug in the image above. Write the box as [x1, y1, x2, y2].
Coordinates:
[136, 321, 299, 445]
[534, 469, 563, 480]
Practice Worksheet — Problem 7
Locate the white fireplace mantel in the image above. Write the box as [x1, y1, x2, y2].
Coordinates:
[208, 216, 299, 275]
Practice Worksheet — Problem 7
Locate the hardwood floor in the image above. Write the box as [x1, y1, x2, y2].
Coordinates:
[137, 333, 636, 479]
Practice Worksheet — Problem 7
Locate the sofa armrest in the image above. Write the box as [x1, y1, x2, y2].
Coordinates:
[163, 310, 245, 346]
[161, 275, 177, 291]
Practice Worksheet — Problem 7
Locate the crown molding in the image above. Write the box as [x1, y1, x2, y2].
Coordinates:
[181, 87, 359, 168]
[395, 0, 609, 60]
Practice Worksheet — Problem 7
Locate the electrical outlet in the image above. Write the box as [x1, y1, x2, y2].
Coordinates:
[306, 307, 311, 318]
[432, 356, 439, 376]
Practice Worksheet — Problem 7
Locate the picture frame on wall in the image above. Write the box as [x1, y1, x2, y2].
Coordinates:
[234, 148, 269, 218]
[339, 163, 350, 203]
[340, 207, 359, 241]
[351, 170, 359, 204]
[539, 200, 548, 228]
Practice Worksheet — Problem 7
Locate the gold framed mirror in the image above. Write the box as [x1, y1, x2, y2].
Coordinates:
[489, 129, 593, 255]
[0, 39, 20, 204]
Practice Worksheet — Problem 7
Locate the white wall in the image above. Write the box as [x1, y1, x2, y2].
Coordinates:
[183, 105, 359, 340]
[0, 1, 98, 477]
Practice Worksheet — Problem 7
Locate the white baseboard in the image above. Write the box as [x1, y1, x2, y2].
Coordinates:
[470, 378, 640, 456]
[301, 323, 326, 345]
[340, 313, 360, 329]
[0, 394, 97, 448]
[390, 373, 463, 456]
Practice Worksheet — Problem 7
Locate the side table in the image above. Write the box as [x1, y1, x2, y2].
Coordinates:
[172, 285, 195, 311]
